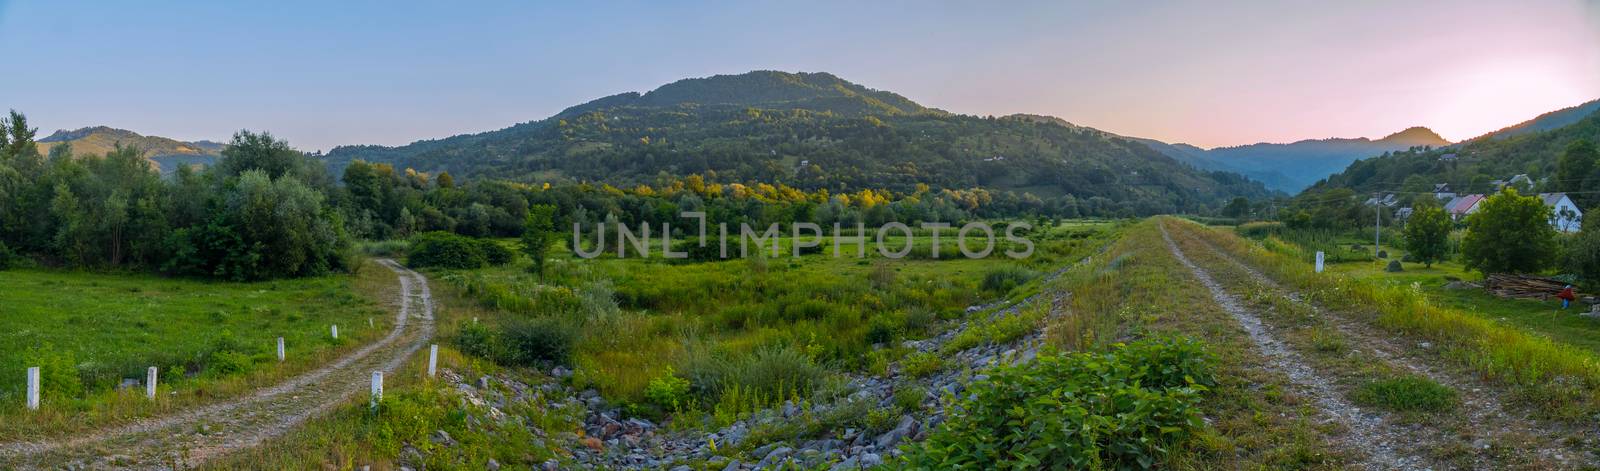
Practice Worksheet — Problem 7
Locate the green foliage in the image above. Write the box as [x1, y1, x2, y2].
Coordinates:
[206, 350, 254, 377]
[643, 367, 692, 411]
[499, 317, 577, 366]
[1385, 259, 1403, 272]
[900, 352, 944, 378]
[1402, 204, 1451, 267]
[477, 239, 514, 266]
[453, 321, 502, 361]
[23, 344, 83, 400]
[1564, 222, 1600, 282]
[407, 232, 489, 269]
[902, 337, 1214, 469]
[891, 385, 926, 412]
[521, 204, 557, 276]
[980, 265, 1037, 294]
[1461, 188, 1559, 275]
[1351, 376, 1458, 412]
[0, 240, 15, 270]
[1235, 221, 1284, 238]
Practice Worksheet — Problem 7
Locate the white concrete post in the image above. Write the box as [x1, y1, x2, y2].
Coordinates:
[1315, 251, 1325, 273]
[370, 371, 383, 410]
[428, 344, 439, 378]
[331, 325, 339, 339]
[146, 367, 158, 399]
[368, 317, 374, 328]
[26, 367, 40, 410]
[277, 337, 286, 362]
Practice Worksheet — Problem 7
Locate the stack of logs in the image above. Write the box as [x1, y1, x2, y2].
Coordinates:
[1483, 273, 1576, 300]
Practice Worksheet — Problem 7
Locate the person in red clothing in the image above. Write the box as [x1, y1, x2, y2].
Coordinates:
[1558, 285, 1576, 309]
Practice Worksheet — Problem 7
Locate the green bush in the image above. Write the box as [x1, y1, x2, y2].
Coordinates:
[903, 337, 1214, 469]
[500, 317, 577, 366]
[478, 239, 515, 266]
[644, 367, 693, 411]
[1385, 260, 1403, 272]
[1235, 221, 1285, 238]
[0, 241, 17, 270]
[901, 352, 944, 378]
[207, 350, 254, 377]
[23, 344, 83, 400]
[1351, 376, 1457, 412]
[454, 321, 501, 360]
[980, 266, 1037, 294]
[892, 385, 926, 412]
[407, 231, 488, 269]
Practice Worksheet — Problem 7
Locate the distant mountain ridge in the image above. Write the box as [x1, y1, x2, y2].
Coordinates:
[324, 70, 1277, 215]
[1138, 126, 1450, 192]
[1467, 98, 1600, 142]
[37, 126, 222, 174]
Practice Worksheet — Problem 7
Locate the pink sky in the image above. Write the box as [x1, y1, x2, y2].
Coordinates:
[2, 1, 1598, 151]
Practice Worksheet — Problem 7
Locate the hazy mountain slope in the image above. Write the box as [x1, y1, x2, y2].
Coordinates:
[1143, 127, 1449, 192]
[324, 71, 1278, 215]
[37, 126, 222, 173]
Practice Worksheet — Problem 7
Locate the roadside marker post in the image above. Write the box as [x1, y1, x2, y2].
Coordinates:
[146, 367, 158, 399]
[26, 367, 40, 410]
[332, 325, 339, 339]
[1315, 251, 1325, 273]
[277, 337, 286, 362]
[428, 344, 439, 378]
[369, 317, 374, 328]
[370, 371, 383, 410]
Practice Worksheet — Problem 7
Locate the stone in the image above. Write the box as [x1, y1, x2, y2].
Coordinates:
[756, 446, 793, 468]
[859, 452, 883, 467]
[431, 430, 455, 447]
[581, 436, 604, 451]
[875, 415, 917, 448]
[486, 458, 501, 470]
[721, 460, 742, 471]
[670, 466, 692, 471]
[542, 459, 560, 471]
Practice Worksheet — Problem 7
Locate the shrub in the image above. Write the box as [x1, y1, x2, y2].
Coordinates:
[865, 317, 897, 345]
[1351, 376, 1457, 412]
[902, 337, 1213, 469]
[892, 385, 927, 412]
[980, 266, 1037, 294]
[1376, 249, 1388, 259]
[500, 317, 577, 366]
[454, 321, 501, 360]
[901, 352, 944, 378]
[23, 344, 83, 400]
[0, 241, 16, 270]
[207, 350, 254, 377]
[478, 239, 515, 265]
[644, 367, 693, 411]
[408, 231, 488, 269]
[359, 239, 409, 257]
[1385, 260, 1403, 272]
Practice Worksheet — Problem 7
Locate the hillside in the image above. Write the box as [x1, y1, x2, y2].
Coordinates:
[1307, 107, 1600, 204]
[37, 126, 222, 173]
[324, 71, 1277, 216]
[1142, 127, 1450, 192]
[1467, 98, 1600, 142]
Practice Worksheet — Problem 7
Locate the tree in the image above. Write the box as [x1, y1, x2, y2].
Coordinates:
[521, 204, 557, 276]
[1558, 139, 1599, 207]
[1402, 204, 1450, 267]
[1460, 188, 1558, 275]
[217, 130, 309, 180]
[1564, 210, 1600, 283]
[1222, 197, 1251, 220]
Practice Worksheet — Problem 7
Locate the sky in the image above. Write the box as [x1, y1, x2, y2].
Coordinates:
[1, 0, 1598, 152]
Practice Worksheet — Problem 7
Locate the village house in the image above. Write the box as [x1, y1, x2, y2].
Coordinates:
[1541, 193, 1585, 233]
[1443, 194, 1486, 220]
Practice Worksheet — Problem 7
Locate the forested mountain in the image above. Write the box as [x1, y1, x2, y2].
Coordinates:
[1305, 109, 1600, 208]
[37, 126, 222, 174]
[1143, 127, 1450, 192]
[1466, 98, 1600, 142]
[324, 71, 1276, 216]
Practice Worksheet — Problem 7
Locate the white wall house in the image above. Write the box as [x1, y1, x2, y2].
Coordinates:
[1540, 193, 1585, 233]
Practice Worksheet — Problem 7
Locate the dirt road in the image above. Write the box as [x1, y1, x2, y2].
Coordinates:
[0, 259, 435, 470]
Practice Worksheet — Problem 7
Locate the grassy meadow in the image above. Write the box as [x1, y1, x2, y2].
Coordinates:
[0, 261, 392, 439]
